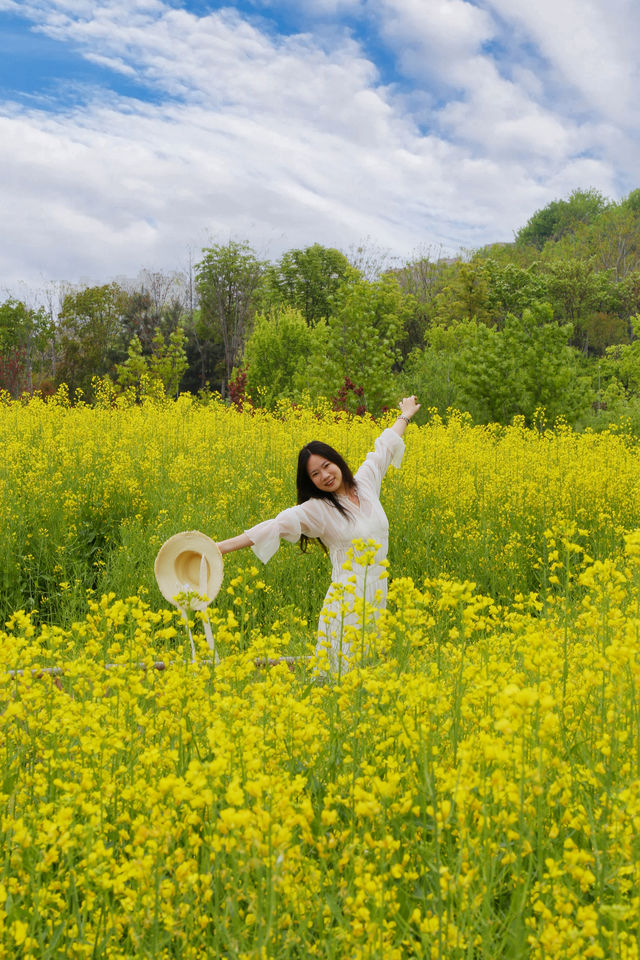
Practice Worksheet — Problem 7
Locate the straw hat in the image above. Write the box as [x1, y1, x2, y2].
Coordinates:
[155, 531, 224, 610]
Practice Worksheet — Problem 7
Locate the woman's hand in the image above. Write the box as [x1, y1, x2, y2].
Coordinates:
[391, 395, 420, 437]
[399, 395, 421, 420]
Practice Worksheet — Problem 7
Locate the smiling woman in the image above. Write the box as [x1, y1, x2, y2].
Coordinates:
[216, 395, 421, 672]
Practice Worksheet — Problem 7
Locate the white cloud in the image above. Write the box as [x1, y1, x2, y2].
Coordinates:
[376, 0, 494, 74]
[0, 0, 636, 292]
[483, 0, 640, 122]
[82, 52, 138, 75]
[247, 0, 365, 16]
[370, 0, 631, 183]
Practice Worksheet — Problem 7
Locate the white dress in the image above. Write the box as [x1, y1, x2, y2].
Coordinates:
[244, 429, 405, 671]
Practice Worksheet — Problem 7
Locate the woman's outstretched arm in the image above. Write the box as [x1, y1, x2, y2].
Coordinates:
[217, 533, 254, 556]
[390, 395, 420, 437]
[217, 501, 325, 565]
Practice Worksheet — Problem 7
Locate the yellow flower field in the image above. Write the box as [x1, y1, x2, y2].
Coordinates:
[2, 391, 640, 628]
[1, 393, 640, 957]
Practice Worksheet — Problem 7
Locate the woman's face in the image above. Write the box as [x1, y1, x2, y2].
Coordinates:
[307, 453, 344, 494]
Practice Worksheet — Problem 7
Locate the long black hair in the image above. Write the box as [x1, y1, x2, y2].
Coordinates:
[296, 441, 357, 552]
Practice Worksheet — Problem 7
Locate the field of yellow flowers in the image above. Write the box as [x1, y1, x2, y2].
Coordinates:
[2, 392, 640, 958]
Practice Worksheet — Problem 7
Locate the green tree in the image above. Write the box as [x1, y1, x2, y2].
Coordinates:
[195, 241, 266, 392]
[602, 315, 640, 396]
[117, 271, 187, 354]
[542, 258, 617, 353]
[308, 276, 410, 414]
[434, 261, 492, 325]
[149, 326, 188, 397]
[455, 305, 592, 425]
[581, 312, 631, 356]
[119, 290, 158, 353]
[243, 308, 315, 408]
[483, 260, 550, 327]
[114, 335, 148, 394]
[55, 284, 128, 396]
[390, 254, 456, 352]
[399, 320, 477, 419]
[115, 326, 188, 399]
[516, 188, 609, 249]
[259, 244, 354, 325]
[586, 201, 640, 280]
[0, 298, 52, 395]
[181, 307, 225, 394]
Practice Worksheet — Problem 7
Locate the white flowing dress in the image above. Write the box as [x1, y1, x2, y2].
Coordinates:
[244, 428, 405, 670]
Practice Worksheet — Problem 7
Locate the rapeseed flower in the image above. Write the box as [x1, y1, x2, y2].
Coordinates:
[3, 396, 640, 956]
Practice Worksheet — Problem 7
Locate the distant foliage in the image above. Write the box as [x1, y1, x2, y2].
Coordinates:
[516, 188, 610, 249]
[195, 241, 266, 391]
[305, 275, 411, 415]
[455, 306, 592, 425]
[259, 244, 355, 325]
[115, 327, 188, 400]
[6, 186, 640, 428]
[0, 298, 52, 396]
[243, 308, 314, 408]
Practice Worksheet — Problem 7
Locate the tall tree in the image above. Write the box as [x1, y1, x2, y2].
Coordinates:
[55, 283, 128, 395]
[195, 241, 266, 392]
[149, 326, 188, 398]
[118, 270, 188, 351]
[136, 268, 186, 321]
[259, 244, 354, 325]
[115, 326, 188, 399]
[455, 305, 592, 425]
[181, 308, 225, 394]
[399, 320, 476, 418]
[586, 201, 640, 280]
[390, 252, 454, 351]
[516, 188, 610, 249]
[307, 276, 410, 414]
[0, 298, 52, 395]
[602, 315, 640, 397]
[542, 258, 617, 353]
[483, 260, 550, 327]
[119, 290, 157, 353]
[243, 307, 314, 408]
[434, 261, 492, 325]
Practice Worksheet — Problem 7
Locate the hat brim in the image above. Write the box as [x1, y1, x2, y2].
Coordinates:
[155, 531, 224, 609]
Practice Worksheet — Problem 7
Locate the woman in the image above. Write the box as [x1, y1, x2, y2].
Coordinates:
[217, 395, 420, 672]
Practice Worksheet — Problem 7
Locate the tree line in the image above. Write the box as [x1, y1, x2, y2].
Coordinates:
[4, 187, 640, 430]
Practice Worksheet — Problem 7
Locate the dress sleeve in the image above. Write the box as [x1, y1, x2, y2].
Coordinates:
[355, 428, 405, 496]
[244, 502, 325, 564]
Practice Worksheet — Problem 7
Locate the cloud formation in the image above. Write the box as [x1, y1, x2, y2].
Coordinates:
[0, 0, 636, 291]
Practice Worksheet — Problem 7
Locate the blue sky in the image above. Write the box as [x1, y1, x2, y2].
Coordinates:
[1, 0, 638, 295]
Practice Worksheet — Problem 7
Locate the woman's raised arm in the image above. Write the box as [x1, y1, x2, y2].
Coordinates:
[390, 395, 420, 437]
[355, 397, 420, 494]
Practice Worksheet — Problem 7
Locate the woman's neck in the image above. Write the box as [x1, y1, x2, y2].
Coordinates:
[339, 482, 360, 507]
